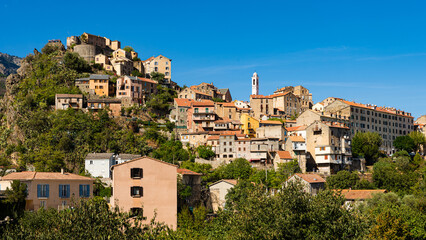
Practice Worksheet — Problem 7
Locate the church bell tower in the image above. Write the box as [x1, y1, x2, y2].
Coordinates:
[252, 72, 259, 95]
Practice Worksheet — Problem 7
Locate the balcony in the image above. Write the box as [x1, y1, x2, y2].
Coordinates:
[293, 143, 306, 151]
[193, 114, 215, 121]
[214, 124, 228, 130]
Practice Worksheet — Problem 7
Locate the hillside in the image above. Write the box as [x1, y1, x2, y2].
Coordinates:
[0, 52, 22, 96]
[0, 43, 178, 173]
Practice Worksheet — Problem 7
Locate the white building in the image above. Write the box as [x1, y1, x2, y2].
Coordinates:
[84, 153, 141, 178]
[251, 72, 259, 95]
[209, 179, 237, 212]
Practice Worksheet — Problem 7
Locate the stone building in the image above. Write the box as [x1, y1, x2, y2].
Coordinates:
[305, 121, 352, 175]
[178, 87, 212, 101]
[187, 101, 216, 132]
[169, 98, 195, 132]
[116, 76, 158, 106]
[250, 91, 302, 119]
[274, 85, 313, 111]
[87, 98, 122, 117]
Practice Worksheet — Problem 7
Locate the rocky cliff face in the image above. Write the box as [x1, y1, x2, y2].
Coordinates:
[0, 52, 22, 76]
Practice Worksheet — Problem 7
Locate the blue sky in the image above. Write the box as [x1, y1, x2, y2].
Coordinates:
[1, 0, 425, 118]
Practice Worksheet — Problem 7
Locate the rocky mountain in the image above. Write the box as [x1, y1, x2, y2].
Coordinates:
[0, 52, 22, 76]
[0, 53, 22, 96]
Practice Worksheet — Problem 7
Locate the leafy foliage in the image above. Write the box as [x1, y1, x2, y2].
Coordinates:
[63, 52, 91, 73]
[393, 135, 416, 153]
[352, 131, 382, 165]
[196, 145, 215, 160]
[4, 180, 28, 218]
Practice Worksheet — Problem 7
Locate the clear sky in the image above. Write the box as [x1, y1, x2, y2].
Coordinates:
[1, 0, 425, 118]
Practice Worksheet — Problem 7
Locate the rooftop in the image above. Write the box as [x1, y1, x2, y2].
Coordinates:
[2, 171, 94, 181]
[89, 74, 110, 80]
[177, 168, 202, 176]
[174, 98, 195, 107]
[338, 189, 386, 200]
[277, 151, 293, 159]
[289, 136, 305, 142]
[86, 153, 114, 160]
[293, 173, 325, 183]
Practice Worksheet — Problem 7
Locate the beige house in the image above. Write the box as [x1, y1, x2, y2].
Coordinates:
[116, 76, 158, 106]
[179, 131, 210, 148]
[112, 49, 132, 59]
[274, 151, 293, 170]
[110, 57, 133, 76]
[256, 120, 285, 140]
[87, 99, 122, 116]
[284, 135, 307, 172]
[75, 77, 91, 94]
[209, 179, 237, 212]
[286, 173, 325, 195]
[111, 157, 177, 229]
[0, 171, 94, 211]
[55, 94, 85, 110]
[250, 91, 302, 119]
[95, 54, 110, 67]
[142, 55, 172, 80]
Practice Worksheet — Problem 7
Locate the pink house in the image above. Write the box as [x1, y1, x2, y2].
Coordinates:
[0, 171, 94, 210]
[110, 156, 177, 229]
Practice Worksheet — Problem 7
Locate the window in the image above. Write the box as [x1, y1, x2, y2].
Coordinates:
[131, 186, 143, 197]
[205, 108, 209, 113]
[40, 200, 46, 208]
[154, 61, 158, 65]
[154, 67, 158, 72]
[165, 67, 169, 70]
[165, 72, 169, 76]
[131, 168, 143, 178]
[59, 184, 70, 198]
[320, 147, 325, 151]
[90, 160, 93, 164]
[194, 108, 199, 113]
[37, 184, 49, 198]
[325, 155, 328, 160]
[79, 184, 90, 198]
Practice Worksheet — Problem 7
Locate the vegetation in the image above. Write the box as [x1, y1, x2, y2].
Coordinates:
[212, 97, 224, 102]
[393, 135, 416, 153]
[196, 145, 215, 160]
[3, 180, 28, 219]
[326, 170, 375, 190]
[409, 131, 426, 152]
[123, 46, 134, 53]
[352, 132, 382, 165]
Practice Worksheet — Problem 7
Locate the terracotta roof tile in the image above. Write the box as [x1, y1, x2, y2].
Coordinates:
[2, 171, 94, 181]
[286, 126, 306, 131]
[260, 120, 283, 125]
[207, 135, 220, 140]
[138, 77, 158, 84]
[191, 100, 214, 107]
[289, 136, 305, 142]
[174, 98, 195, 107]
[338, 189, 386, 200]
[277, 151, 292, 159]
[294, 173, 325, 183]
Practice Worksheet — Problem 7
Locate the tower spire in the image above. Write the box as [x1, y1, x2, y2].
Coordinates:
[251, 72, 259, 95]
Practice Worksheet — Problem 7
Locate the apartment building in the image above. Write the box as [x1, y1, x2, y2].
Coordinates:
[256, 120, 286, 140]
[187, 101, 216, 132]
[55, 94, 85, 110]
[111, 157, 177, 229]
[0, 171, 94, 210]
[284, 135, 307, 172]
[324, 99, 414, 154]
[88, 74, 114, 96]
[240, 113, 260, 138]
[110, 57, 133, 76]
[305, 120, 352, 175]
[296, 109, 350, 126]
[189, 83, 232, 102]
[142, 55, 172, 80]
[75, 77, 91, 94]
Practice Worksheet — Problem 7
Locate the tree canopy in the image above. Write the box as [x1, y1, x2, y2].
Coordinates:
[351, 132, 382, 165]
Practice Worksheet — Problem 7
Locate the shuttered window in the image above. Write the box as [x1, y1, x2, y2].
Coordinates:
[130, 186, 143, 197]
[59, 184, 70, 198]
[130, 168, 143, 179]
[37, 184, 49, 198]
[79, 184, 90, 197]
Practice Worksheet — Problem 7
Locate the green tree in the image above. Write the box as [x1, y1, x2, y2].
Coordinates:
[326, 170, 360, 189]
[123, 46, 134, 53]
[196, 145, 215, 160]
[4, 180, 28, 218]
[131, 69, 143, 77]
[352, 132, 382, 165]
[409, 131, 426, 152]
[63, 52, 91, 73]
[218, 158, 253, 180]
[394, 135, 416, 153]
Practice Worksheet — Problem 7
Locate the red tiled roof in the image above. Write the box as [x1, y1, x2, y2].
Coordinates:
[177, 168, 202, 176]
[294, 173, 325, 183]
[143, 56, 155, 62]
[2, 171, 94, 181]
[289, 136, 305, 142]
[207, 135, 220, 140]
[191, 100, 214, 107]
[174, 98, 194, 107]
[111, 156, 178, 169]
[260, 120, 283, 125]
[339, 100, 413, 118]
[269, 91, 292, 98]
[338, 189, 386, 200]
[277, 151, 292, 159]
[286, 120, 297, 123]
[250, 94, 273, 99]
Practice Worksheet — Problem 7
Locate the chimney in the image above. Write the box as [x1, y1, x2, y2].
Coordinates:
[61, 168, 64, 174]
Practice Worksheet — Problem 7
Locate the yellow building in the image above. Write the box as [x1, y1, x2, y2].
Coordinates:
[240, 113, 259, 138]
[88, 74, 114, 96]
